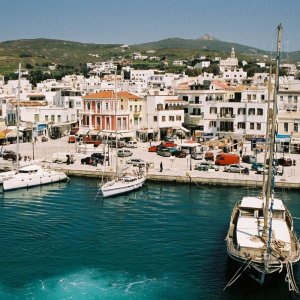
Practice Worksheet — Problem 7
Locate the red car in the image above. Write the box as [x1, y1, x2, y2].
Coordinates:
[148, 145, 158, 152]
[162, 141, 177, 148]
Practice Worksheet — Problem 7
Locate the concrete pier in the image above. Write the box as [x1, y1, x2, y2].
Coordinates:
[1, 136, 300, 190]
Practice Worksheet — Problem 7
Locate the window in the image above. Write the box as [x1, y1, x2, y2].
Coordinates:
[294, 123, 299, 132]
[182, 96, 188, 101]
[87, 102, 91, 110]
[237, 122, 245, 129]
[209, 121, 217, 127]
[153, 116, 157, 122]
[45, 115, 48, 122]
[250, 123, 255, 130]
[195, 96, 199, 104]
[57, 115, 61, 123]
[261, 95, 265, 101]
[257, 108, 263, 115]
[139, 105, 142, 111]
[248, 108, 255, 115]
[97, 102, 100, 111]
[184, 108, 188, 113]
[257, 123, 261, 130]
[97, 117, 101, 127]
[176, 115, 181, 121]
[51, 115, 55, 122]
[284, 122, 289, 132]
[210, 107, 217, 114]
[169, 116, 174, 121]
[238, 108, 246, 115]
[162, 116, 166, 122]
[117, 118, 122, 130]
[34, 114, 39, 122]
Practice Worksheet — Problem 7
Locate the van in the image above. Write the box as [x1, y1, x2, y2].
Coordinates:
[125, 141, 138, 148]
[215, 153, 240, 166]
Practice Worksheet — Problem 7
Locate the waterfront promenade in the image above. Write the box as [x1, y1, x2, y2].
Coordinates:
[1, 136, 300, 189]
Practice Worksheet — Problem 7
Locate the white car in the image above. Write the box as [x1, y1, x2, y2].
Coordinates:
[125, 141, 138, 148]
[117, 149, 133, 157]
[224, 164, 248, 174]
[126, 158, 149, 167]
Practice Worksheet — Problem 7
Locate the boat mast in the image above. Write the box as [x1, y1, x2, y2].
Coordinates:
[16, 63, 21, 172]
[263, 23, 283, 254]
[114, 69, 118, 176]
[261, 67, 273, 200]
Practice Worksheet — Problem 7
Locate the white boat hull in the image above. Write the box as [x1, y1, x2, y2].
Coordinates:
[101, 176, 146, 198]
[3, 169, 69, 191]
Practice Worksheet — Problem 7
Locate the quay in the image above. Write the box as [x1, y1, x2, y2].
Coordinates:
[1, 136, 300, 190]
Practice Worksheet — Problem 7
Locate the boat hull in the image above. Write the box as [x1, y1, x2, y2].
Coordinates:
[101, 177, 146, 198]
[3, 170, 69, 191]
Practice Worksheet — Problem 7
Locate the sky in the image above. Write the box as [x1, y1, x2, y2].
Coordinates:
[1, 0, 300, 51]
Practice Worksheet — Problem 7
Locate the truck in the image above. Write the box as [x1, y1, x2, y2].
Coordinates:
[215, 153, 240, 166]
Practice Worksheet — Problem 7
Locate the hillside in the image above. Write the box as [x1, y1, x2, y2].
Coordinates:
[0, 37, 299, 77]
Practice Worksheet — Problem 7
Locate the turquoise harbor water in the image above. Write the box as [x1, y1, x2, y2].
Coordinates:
[0, 178, 300, 299]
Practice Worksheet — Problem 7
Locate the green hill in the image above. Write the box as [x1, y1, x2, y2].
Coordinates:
[0, 37, 299, 77]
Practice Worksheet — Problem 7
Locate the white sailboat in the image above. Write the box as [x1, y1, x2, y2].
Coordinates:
[225, 24, 300, 291]
[99, 73, 146, 198]
[2, 63, 69, 192]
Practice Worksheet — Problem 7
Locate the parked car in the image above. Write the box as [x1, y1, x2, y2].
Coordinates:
[174, 150, 187, 158]
[191, 152, 203, 160]
[224, 164, 248, 174]
[242, 155, 256, 164]
[3, 151, 22, 161]
[126, 158, 149, 167]
[148, 145, 158, 152]
[278, 157, 292, 167]
[161, 141, 177, 148]
[251, 162, 264, 171]
[164, 136, 174, 141]
[256, 165, 283, 176]
[107, 140, 126, 148]
[81, 156, 100, 166]
[166, 147, 178, 155]
[91, 152, 109, 161]
[117, 149, 133, 157]
[125, 141, 138, 148]
[195, 161, 219, 171]
[157, 148, 171, 157]
[204, 151, 214, 161]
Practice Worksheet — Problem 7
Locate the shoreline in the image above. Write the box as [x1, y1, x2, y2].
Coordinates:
[2, 136, 300, 190]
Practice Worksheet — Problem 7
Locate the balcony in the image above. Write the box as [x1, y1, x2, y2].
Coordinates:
[219, 114, 235, 119]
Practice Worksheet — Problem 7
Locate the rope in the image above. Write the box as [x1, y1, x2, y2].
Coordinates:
[223, 258, 252, 291]
[285, 261, 300, 295]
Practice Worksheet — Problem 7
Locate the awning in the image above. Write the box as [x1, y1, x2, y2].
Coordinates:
[87, 130, 101, 136]
[291, 138, 300, 145]
[77, 128, 90, 135]
[99, 131, 135, 138]
[275, 134, 290, 143]
[175, 125, 189, 133]
[136, 128, 158, 133]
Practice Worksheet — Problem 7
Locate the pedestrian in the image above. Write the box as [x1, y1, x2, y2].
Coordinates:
[160, 161, 163, 172]
[293, 159, 296, 166]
